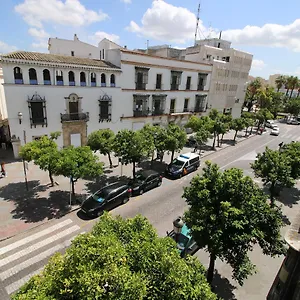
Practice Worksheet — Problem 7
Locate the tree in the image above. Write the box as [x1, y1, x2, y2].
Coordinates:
[245, 78, 263, 112]
[13, 213, 217, 300]
[275, 75, 286, 92]
[165, 124, 187, 162]
[241, 112, 255, 136]
[285, 98, 300, 117]
[251, 147, 295, 207]
[267, 90, 284, 118]
[288, 76, 299, 99]
[280, 141, 300, 179]
[183, 162, 286, 286]
[219, 114, 232, 146]
[230, 118, 245, 142]
[194, 127, 212, 153]
[208, 109, 222, 149]
[255, 108, 273, 132]
[87, 129, 115, 168]
[19, 132, 61, 186]
[56, 146, 103, 195]
[113, 129, 148, 178]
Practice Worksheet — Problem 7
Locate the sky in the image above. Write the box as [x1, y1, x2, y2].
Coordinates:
[0, 0, 300, 79]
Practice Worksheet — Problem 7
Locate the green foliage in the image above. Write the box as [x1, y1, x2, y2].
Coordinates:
[245, 78, 263, 111]
[13, 213, 217, 300]
[183, 162, 286, 286]
[56, 146, 103, 194]
[251, 147, 295, 206]
[230, 118, 245, 141]
[19, 132, 61, 186]
[255, 108, 274, 129]
[194, 128, 212, 150]
[285, 98, 300, 117]
[275, 75, 286, 92]
[164, 124, 187, 162]
[113, 129, 148, 177]
[280, 141, 300, 179]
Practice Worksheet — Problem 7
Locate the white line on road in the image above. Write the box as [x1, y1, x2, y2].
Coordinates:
[5, 267, 44, 295]
[0, 225, 80, 268]
[0, 219, 73, 256]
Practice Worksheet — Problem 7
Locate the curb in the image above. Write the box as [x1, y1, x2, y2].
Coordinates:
[0, 132, 258, 243]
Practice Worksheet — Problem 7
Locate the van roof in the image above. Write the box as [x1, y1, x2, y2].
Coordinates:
[178, 152, 200, 161]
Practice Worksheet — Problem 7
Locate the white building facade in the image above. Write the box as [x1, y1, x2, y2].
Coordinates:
[1, 37, 212, 158]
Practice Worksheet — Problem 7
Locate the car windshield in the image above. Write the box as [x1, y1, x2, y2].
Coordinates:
[171, 158, 185, 167]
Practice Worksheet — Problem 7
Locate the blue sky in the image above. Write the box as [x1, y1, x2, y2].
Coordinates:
[1, 0, 300, 79]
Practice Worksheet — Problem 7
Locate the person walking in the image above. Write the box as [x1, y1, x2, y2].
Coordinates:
[1, 162, 6, 178]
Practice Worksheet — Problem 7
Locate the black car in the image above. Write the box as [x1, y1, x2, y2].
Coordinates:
[129, 170, 162, 196]
[81, 182, 132, 217]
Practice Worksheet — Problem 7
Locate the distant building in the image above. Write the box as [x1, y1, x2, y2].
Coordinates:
[268, 74, 281, 89]
[267, 211, 300, 300]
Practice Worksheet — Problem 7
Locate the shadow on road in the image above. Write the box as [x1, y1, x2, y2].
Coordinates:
[278, 186, 300, 208]
[137, 160, 167, 175]
[212, 270, 237, 300]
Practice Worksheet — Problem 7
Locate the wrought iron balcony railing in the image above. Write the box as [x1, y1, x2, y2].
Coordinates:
[60, 112, 89, 122]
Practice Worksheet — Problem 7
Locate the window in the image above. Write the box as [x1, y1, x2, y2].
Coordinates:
[135, 67, 149, 90]
[101, 73, 106, 87]
[186, 76, 191, 90]
[43, 69, 51, 85]
[56, 70, 63, 85]
[80, 72, 86, 86]
[29, 68, 38, 85]
[152, 95, 166, 116]
[156, 74, 162, 89]
[27, 93, 47, 128]
[69, 71, 75, 86]
[170, 99, 176, 113]
[197, 73, 208, 91]
[195, 95, 207, 112]
[71, 51, 74, 56]
[133, 94, 150, 117]
[99, 95, 112, 121]
[91, 73, 96, 87]
[110, 74, 115, 87]
[102, 49, 105, 60]
[14, 67, 23, 84]
[184, 98, 189, 112]
[170, 71, 182, 90]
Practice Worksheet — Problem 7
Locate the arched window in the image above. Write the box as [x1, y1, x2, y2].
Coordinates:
[110, 74, 115, 87]
[69, 71, 75, 86]
[56, 70, 64, 85]
[80, 72, 86, 86]
[14, 67, 23, 84]
[91, 72, 96, 87]
[43, 69, 51, 85]
[101, 73, 106, 87]
[29, 68, 38, 85]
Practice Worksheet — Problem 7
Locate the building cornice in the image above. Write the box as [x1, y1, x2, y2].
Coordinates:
[0, 58, 122, 72]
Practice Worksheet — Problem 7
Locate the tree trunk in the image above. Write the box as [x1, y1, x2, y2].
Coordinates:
[212, 133, 216, 149]
[269, 182, 276, 207]
[198, 144, 202, 155]
[160, 152, 164, 162]
[217, 134, 220, 147]
[297, 90, 300, 98]
[286, 89, 289, 96]
[48, 169, 54, 187]
[108, 152, 113, 168]
[150, 151, 154, 167]
[132, 161, 136, 178]
[71, 179, 75, 196]
[277, 87, 280, 92]
[290, 89, 294, 99]
[250, 126, 253, 135]
[245, 127, 248, 136]
[171, 150, 175, 163]
[207, 252, 216, 285]
[233, 130, 238, 141]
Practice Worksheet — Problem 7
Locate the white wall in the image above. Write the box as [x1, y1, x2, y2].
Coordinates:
[0, 68, 8, 120]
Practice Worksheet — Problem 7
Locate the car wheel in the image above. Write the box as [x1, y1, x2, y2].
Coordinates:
[139, 189, 144, 195]
[122, 197, 129, 204]
[97, 210, 103, 217]
[157, 180, 162, 187]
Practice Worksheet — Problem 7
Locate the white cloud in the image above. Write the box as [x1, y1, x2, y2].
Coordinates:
[88, 31, 120, 45]
[31, 40, 49, 50]
[121, 0, 131, 3]
[222, 19, 300, 52]
[28, 28, 49, 39]
[15, 0, 108, 28]
[126, 0, 205, 44]
[0, 41, 17, 54]
[251, 59, 266, 70]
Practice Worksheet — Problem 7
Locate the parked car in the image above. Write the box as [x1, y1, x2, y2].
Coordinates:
[287, 118, 300, 125]
[165, 152, 200, 178]
[270, 127, 280, 136]
[265, 120, 275, 128]
[129, 170, 162, 195]
[81, 182, 132, 217]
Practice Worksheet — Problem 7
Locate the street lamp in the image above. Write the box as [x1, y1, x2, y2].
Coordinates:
[18, 112, 23, 124]
[173, 216, 184, 242]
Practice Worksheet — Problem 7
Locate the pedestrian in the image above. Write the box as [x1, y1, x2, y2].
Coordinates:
[1, 162, 6, 178]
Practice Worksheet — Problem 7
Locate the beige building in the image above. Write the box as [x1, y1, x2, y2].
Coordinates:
[268, 74, 281, 89]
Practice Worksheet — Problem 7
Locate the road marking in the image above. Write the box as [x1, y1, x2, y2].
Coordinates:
[0, 219, 73, 256]
[5, 267, 44, 295]
[0, 225, 80, 268]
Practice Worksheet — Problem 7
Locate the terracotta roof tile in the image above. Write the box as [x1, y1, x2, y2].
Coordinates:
[1, 51, 120, 69]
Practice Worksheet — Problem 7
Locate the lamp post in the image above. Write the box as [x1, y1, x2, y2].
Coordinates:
[173, 216, 184, 242]
[18, 112, 23, 124]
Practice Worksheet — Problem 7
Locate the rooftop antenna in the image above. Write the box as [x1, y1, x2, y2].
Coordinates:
[194, 2, 201, 46]
[206, 22, 212, 39]
[219, 31, 222, 39]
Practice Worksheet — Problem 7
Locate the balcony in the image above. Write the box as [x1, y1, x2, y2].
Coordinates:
[135, 82, 146, 90]
[197, 85, 204, 91]
[171, 84, 179, 91]
[152, 109, 165, 116]
[60, 112, 89, 122]
[194, 106, 206, 113]
[168, 107, 205, 115]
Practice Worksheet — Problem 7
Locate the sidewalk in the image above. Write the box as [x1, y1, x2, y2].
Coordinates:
[0, 129, 257, 241]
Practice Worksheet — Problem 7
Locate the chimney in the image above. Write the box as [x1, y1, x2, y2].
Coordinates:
[74, 34, 79, 41]
[219, 31, 222, 39]
[124, 45, 127, 49]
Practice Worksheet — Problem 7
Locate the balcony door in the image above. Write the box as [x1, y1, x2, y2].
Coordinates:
[69, 101, 79, 120]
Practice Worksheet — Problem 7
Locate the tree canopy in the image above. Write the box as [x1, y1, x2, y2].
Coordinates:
[183, 161, 286, 286]
[13, 213, 217, 300]
[230, 118, 245, 142]
[87, 129, 115, 168]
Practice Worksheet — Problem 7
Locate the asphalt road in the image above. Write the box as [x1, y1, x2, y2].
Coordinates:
[1, 121, 299, 300]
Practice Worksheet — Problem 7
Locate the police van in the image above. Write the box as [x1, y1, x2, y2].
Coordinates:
[165, 152, 200, 178]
